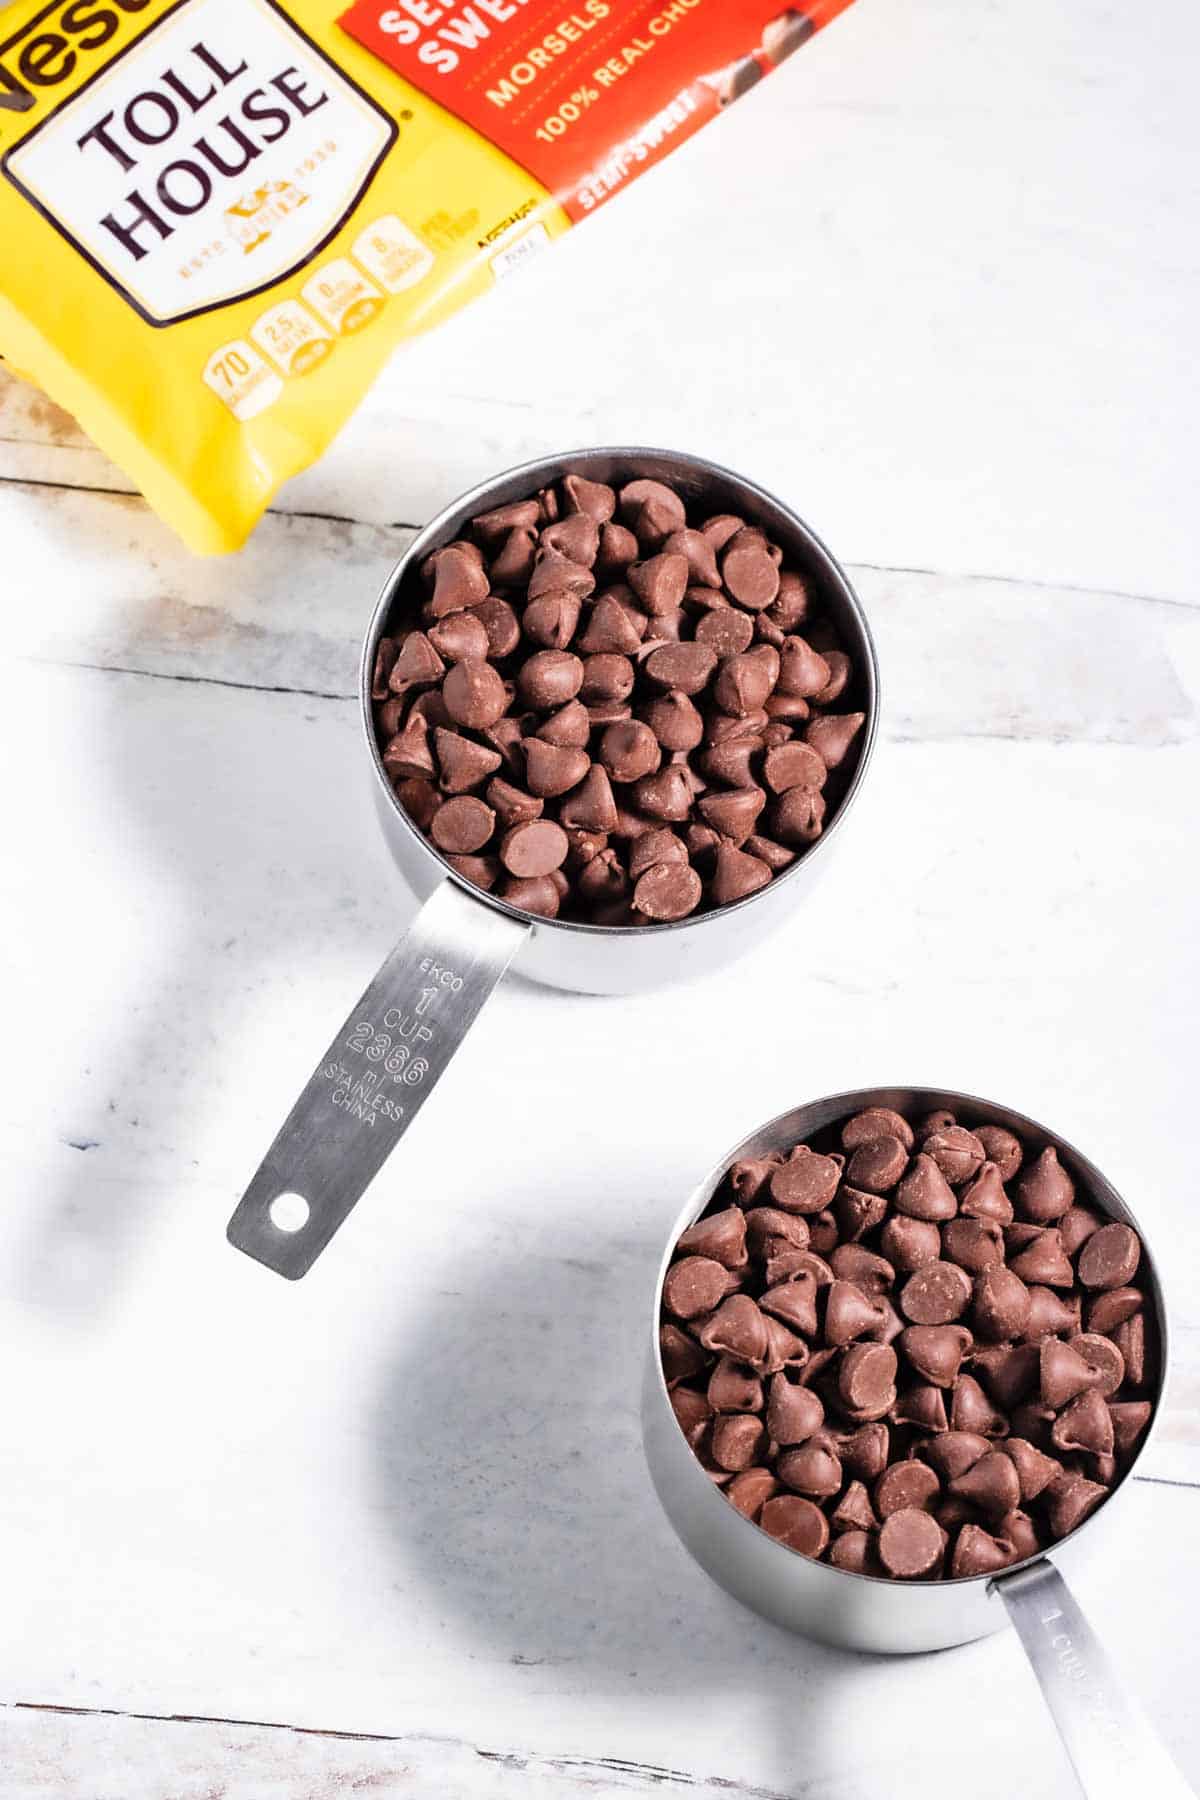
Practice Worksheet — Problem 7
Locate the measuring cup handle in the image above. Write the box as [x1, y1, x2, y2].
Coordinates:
[226, 879, 530, 1278]
[994, 1559, 1194, 1799]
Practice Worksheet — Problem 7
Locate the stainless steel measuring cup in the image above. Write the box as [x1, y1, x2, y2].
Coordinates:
[226, 450, 879, 1279]
[643, 1086, 1193, 1799]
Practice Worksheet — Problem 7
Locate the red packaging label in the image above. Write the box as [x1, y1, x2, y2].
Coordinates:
[338, 0, 853, 220]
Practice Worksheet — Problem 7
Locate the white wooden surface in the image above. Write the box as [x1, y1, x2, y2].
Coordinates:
[2, 0, 1198, 1795]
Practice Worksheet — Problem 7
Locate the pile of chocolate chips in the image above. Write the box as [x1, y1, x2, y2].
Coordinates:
[370, 471, 866, 923]
[660, 1104, 1155, 1580]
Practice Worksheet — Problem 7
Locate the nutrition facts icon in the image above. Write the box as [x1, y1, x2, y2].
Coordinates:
[201, 340, 283, 421]
[251, 300, 333, 377]
[351, 216, 433, 294]
[302, 258, 384, 335]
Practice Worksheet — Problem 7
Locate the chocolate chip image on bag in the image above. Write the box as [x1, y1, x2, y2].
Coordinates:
[0, 0, 853, 552]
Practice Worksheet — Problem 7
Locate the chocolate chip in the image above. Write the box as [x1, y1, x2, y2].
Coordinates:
[1009, 1227, 1074, 1287]
[633, 861, 702, 921]
[1003, 1437, 1061, 1501]
[834, 1186, 887, 1243]
[880, 1215, 942, 1271]
[473, 499, 540, 542]
[542, 513, 599, 567]
[1109, 1400, 1152, 1455]
[443, 658, 507, 729]
[580, 653, 635, 705]
[875, 1460, 939, 1520]
[1016, 1146, 1075, 1222]
[943, 1216, 1005, 1273]
[894, 1154, 958, 1222]
[697, 787, 766, 846]
[389, 630, 445, 694]
[499, 875, 560, 917]
[972, 1266, 1032, 1341]
[922, 1126, 985, 1185]
[759, 1495, 829, 1558]
[428, 611, 491, 664]
[1040, 1338, 1098, 1409]
[726, 1468, 780, 1521]
[712, 843, 772, 906]
[446, 853, 499, 891]
[893, 1384, 948, 1432]
[950, 1524, 1011, 1577]
[1087, 1287, 1143, 1335]
[425, 542, 488, 616]
[826, 1280, 887, 1346]
[660, 1323, 708, 1388]
[950, 1450, 1021, 1518]
[632, 765, 693, 823]
[778, 1440, 843, 1498]
[517, 651, 584, 710]
[394, 777, 440, 830]
[976, 1126, 1024, 1182]
[959, 1162, 1014, 1226]
[842, 1109, 914, 1153]
[1023, 1286, 1081, 1340]
[898, 1259, 973, 1326]
[829, 1529, 877, 1573]
[500, 820, 568, 879]
[711, 1414, 768, 1472]
[845, 1136, 909, 1195]
[430, 796, 495, 855]
[775, 636, 830, 699]
[598, 720, 660, 783]
[1052, 1388, 1114, 1457]
[765, 1372, 825, 1445]
[576, 849, 628, 905]
[1047, 1472, 1106, 1539]
[879, 1508, 943, 1578]
[950, 1373, 1008, 1436]
[486, 778, 542, 827]
[523, 740, 590, 799]
[664, 1256, 741, 1321]
[771, 786, 826, 846]
[770, 1148, 842, 1215]
[920, 1432, 989, 1482]
[832, 1344, 893, 1415]
[620, 479, 687, 542]
[645, 641, 718, 695]
[629, 552, 689, 615]
[710, 647, 772, 717]
[523, 593, 582, 650]
[900, 1324, 973, 1387]
[722, 530, 781, 610]
[1112, 1312, 1146, 1386]
[670, 1386, 710, 1445]
[1077, 1222, 1141, 1291]
[805, 712, 865, 771]
[695, 607, 755, 656]
[560, 765, 620, 833]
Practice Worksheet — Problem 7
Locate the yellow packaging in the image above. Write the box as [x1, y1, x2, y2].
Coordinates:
[0, 0, 569, 551]
[0, 0, 852, 552]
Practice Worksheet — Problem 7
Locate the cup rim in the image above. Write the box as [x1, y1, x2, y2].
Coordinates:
[359, 446, 880, 939]
[649, 1084, 1168, 1590]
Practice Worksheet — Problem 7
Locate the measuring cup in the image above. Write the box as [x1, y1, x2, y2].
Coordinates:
[226, 450, 879, 1278]
[643, 1086, 1192, 1799]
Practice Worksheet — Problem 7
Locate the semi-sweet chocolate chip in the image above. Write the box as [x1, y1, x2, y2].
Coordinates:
[374, 470, 866, 926]
[660, 1101, 1155, 1580]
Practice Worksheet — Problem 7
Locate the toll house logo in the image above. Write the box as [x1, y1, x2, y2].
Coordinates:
[2, 0, 396, 325]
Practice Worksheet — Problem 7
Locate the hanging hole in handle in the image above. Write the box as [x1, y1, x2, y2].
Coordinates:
[268, 1192, 311, 1234]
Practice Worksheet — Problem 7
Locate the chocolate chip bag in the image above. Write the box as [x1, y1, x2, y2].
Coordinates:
[0, 0, 852, 552]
